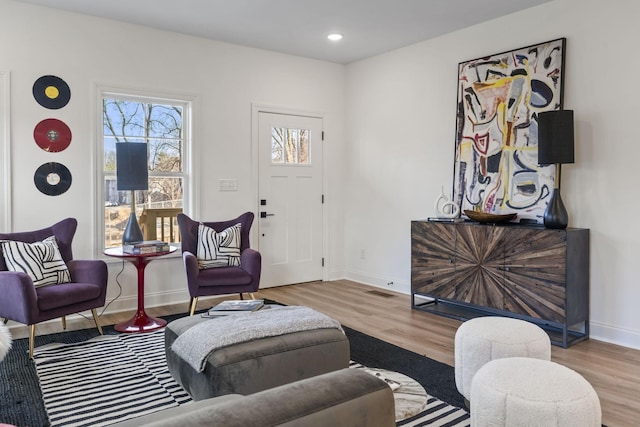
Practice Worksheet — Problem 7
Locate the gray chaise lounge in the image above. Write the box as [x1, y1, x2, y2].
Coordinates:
[110, 367, 396, 427]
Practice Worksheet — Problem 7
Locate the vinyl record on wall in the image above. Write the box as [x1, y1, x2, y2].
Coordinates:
[32, 75, 71, 109]
[34, 162, 72, 196]
[33, 118, 72, 152]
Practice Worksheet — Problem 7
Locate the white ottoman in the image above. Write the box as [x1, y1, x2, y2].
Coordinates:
[471, 357, 601, 426]
[454, 317, 550, 401]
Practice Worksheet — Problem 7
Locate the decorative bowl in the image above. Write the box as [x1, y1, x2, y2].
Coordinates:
[464, 210, 517, 224]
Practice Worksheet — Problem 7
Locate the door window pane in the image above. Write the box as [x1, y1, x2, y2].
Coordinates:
[271, 127, 310, 164]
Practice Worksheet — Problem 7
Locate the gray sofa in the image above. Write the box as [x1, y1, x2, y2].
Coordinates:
[110, 368, 395, 427]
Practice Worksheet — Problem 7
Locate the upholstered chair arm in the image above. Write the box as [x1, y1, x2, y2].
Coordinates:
[0, 271, 39, 323]
[182, 251, 201, 292]
[67, 260, 108, 284]
[240, 248, 261, 288]
[66, 260, 109, 301]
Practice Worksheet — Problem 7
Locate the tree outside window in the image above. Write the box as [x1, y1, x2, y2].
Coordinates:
[271, 127, 310, 164]
[103, 96, 187, 248]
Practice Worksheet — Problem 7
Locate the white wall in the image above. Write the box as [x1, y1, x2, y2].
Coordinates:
[345, 0, 640, 348]
[0, 0, 346, 314]
[0, 70, 9, 231]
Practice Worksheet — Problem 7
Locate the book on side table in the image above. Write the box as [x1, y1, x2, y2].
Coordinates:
[203, 299, 265, 317]
[123, 240, 170, 255]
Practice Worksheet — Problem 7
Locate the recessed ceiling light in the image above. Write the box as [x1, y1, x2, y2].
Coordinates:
[327, 33, 343, 41]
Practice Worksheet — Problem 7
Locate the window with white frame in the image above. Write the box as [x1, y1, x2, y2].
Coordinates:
[101, 92, 190, 248]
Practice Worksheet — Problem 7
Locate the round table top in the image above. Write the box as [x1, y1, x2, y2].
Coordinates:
[104, 245, 178, 258]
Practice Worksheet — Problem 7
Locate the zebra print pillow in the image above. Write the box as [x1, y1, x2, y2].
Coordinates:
[196, 223, 242, 269]
[0, 236, 71, 287]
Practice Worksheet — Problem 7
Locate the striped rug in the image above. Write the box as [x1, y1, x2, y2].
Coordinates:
[34, 329, 469, 426]
[33, 330, 191, 427]
[397, 398, 470, 427]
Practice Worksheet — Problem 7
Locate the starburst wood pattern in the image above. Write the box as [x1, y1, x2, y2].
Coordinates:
[411, 221, 589, 347]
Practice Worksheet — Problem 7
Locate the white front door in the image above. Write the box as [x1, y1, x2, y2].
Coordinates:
[257, 112, 323, 288]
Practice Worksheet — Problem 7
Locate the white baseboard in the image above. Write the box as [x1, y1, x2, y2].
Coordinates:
[9, 274, 639, 351]
[327, 269, 346, 281]
[100, 289, 192, 315]
[344, 270, 640, 350]
[345, 270, 410, 294]
[589, 320, 640, 350]
[5, 289, 192, 334]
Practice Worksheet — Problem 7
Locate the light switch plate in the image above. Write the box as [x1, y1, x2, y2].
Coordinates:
[219, 179, 238, 191]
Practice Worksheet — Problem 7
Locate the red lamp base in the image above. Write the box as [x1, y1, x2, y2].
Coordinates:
[114, 311, 167, 333]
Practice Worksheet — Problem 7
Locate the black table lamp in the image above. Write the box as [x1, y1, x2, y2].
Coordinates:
[538, 110, 575, 229]
[116, 142, 148, 244]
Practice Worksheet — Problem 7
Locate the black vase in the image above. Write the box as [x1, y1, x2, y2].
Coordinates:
[122, 212, 144, 244]
[544, 189, 568, 229]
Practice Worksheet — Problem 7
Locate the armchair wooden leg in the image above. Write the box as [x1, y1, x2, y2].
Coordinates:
[91, 309, 103, 335]
[2, 318, 7, 324]
[247, 292, 256, 300]
[61, 316, 66, 330]
[29, 324, 35, 359]
[189, 297, 198, 316]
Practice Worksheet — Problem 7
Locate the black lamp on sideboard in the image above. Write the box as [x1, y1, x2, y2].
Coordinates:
[116, 142, 148, 244]
[537, 110, 575, 229]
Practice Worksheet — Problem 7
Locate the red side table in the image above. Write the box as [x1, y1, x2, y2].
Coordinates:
[104, 246, 178, 333]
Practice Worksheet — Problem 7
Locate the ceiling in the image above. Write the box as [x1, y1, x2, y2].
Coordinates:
[14, 0, 552, 64]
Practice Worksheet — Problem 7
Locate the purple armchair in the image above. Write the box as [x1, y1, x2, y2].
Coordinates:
[0, 218, 108, 358]
[177, 212, 261, 315]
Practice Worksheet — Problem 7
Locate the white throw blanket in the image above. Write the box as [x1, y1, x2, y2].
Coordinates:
[171, 306, 344, 372]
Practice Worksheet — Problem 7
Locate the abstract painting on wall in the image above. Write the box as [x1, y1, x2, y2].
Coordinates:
[453, 38, 566, 223]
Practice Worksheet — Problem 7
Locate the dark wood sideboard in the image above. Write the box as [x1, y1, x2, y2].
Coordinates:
[411, 220, 590, 347]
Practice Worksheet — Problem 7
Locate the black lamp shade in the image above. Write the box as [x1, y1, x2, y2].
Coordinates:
[538, 110, 574, 165]
[116, 143, 148, 191]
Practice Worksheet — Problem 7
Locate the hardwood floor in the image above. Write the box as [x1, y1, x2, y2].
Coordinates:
[258, 281, 639, 427]
[10, 279, 639, 426]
